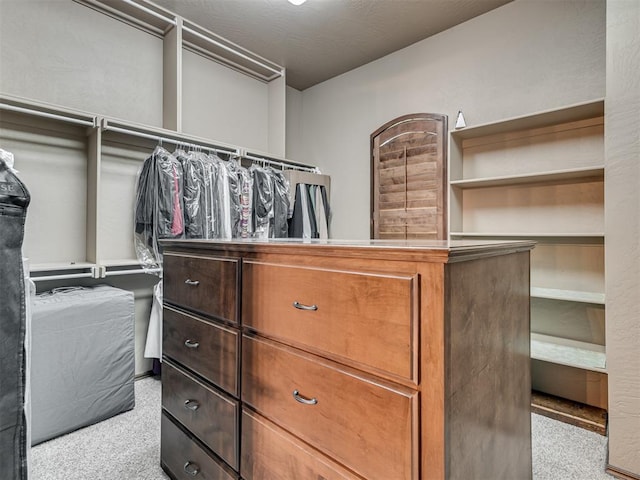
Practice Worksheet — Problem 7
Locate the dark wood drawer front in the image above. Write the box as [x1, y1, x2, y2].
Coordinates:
[242, 335, 418, 480]
[161, 414, 236, 480]
[241, 409, 362, 480]
[163, 306, 239, 396]
[162, 361, 239, 470]
[164, 253, 239, 324]
[242, 260, 417, 382]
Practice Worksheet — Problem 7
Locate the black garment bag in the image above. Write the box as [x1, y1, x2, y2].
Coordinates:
[0, 155, 30, 480]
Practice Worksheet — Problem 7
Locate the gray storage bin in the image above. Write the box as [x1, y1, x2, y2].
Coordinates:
[30, 285, 135, 445]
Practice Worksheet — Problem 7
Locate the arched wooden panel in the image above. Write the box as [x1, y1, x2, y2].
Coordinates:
[371, 113, 447, 240]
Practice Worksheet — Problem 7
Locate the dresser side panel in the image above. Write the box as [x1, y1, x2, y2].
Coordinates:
[444, 251, 532, 480]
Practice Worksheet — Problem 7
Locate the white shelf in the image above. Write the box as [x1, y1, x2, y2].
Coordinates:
[531, 333, 606, 373]
[531, 287, 605, 305]
[450, 166, 604, 189]
[29, 262, 96, 273]
[451, 232, 604, 240]
[28, 260, 159, 279]
[450, 99, 604, 140]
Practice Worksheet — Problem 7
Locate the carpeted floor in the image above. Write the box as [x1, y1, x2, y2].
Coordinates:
[30, 377, 169, 480]
[30, 376, 614, 480]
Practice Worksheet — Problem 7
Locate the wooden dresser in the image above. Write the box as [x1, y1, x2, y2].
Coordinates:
[159, 239, 534, 480]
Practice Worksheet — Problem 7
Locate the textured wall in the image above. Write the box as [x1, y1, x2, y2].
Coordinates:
[286, 86, 304, 161]
[293, 0, 606, 239]
[605, 0, 640, 476]
[0, 0, 273, 151]
[0, 0, 163, 126]
[181, 50, 269, 151]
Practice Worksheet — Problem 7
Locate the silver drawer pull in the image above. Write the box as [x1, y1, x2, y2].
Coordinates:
[183, 461, 200, 476]
[184, 339, 200, 349]
[293, 389, 318, 405]
[293, 301, 318, 311]
[184, 279, 200, 286]
[184, 399, 200, 411]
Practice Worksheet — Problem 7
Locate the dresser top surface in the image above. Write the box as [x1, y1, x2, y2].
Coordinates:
[160, 238, 535, 263]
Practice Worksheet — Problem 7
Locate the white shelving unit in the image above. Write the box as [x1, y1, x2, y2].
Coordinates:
[0, 0, 318, 283]
[449, 99, 607, 408]
[0, 94, 314, 282]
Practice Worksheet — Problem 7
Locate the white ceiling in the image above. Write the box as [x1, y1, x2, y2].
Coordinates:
[151, 0, 513, 90]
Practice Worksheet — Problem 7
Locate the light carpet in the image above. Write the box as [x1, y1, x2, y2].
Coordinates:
[31, 376, 614, 480]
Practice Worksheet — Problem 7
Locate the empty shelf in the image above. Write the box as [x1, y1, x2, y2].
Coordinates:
[531, 333, 606, 373]
[531, 287, 605, 304]
[450, 166, 604, 189]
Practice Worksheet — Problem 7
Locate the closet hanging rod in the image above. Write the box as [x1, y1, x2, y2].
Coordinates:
[0, 104, 95, 127]
[102, 125, 239, 155]
[121, 0, 176, 26]
[31, 272, 94, 283]
[181, 25, 283, 77]
[243, 154, 319, 173]
[103, 267, 161, 277]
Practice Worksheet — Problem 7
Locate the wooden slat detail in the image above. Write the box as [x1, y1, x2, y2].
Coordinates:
[379, 133, 438, 153]
[379, 209, 439, 226]
[379, 162, 438, 182]
[371, 113, 447, 240]
[379, 189, 438, 205]
[380, 178, 440, 193]
[379, 148, 439, 165]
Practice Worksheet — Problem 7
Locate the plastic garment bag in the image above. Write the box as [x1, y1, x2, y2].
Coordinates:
[134, 146, 184, 272]
[237, 167, 254, 238]
[225, 159, 243, 239]
[213, 156, 232, 239]
[269, 169, 290, 238]
[177, 149, 206, 239]
[250, 165, 274, 239]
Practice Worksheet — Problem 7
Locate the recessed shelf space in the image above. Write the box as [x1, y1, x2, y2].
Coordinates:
[0, 106, 93, 268]
[448, 99, 607, 408]
[531, 333, 606, 373]
[455, 181, 604, 235]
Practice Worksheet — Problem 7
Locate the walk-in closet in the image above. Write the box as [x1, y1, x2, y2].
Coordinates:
[0, 0, 638, 479]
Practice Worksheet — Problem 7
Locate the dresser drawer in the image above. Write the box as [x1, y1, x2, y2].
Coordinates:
[164, 253, 239, 324]
[162, 360, 239, 470]
[242, 335, 418, 480]
[241, 408, 362, 480]
[242, 261, 417, 382]
[161, 414, 236, 480]
[163, 306, 239, 396]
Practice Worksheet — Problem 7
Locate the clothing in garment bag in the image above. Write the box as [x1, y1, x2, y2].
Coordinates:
[0, 151, 31, 480]
[134, 146, 184, 271]
[289, 183, 329, 239]
[270, 169, 290, 238]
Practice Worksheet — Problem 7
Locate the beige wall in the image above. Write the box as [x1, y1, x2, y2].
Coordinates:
[605, 0, 640, 476]
[0, 0, 273, 151]
[181, 49, 270, 151]
[286, 86, 304, 161]
[0, 0, 277, 375]
[0, 0, 164, 126]
[290, 0, 606, 239]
